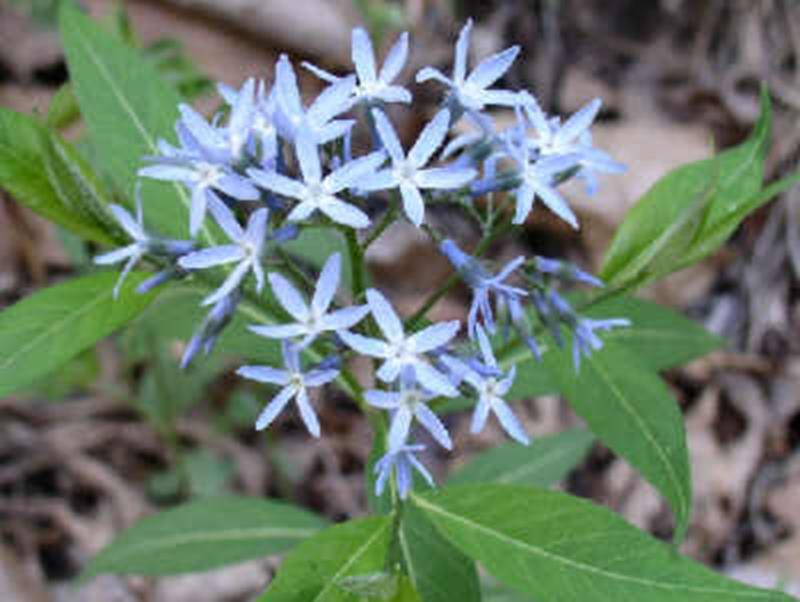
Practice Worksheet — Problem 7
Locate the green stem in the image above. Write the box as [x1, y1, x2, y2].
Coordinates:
[364, 200, 398, 250]
[345, 227, 367, 302]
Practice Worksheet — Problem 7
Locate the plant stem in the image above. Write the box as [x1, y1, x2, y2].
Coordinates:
[364, 200, 398, 250]
[345, 227, 367, 302]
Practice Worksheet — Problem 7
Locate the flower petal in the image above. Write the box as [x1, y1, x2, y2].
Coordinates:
[268, 272, 310, 321]
[380, 32, 409, 83]
[248, 168, 306, 200]
[365, 390, 401, 409]
[208, 196, 244, 241]
[453, 19, 473, 83]
[295, 127, 322, 184]
[338, 330, 390, 357]
[366, 288, 404, 342]
[371, 109, 405, 165]
[414, 363, 458, 397]
[352, 27, 377, 83]
[408, 109, 450, 168]
[409, 321, 460, 353]
[388, 407, 413, 450]
[237, 365, 291, 386]
[179, 244, 245, 269]
[492, 399, 529, 445]
[466, 45, 520, 88]
[399, 181, 425, 227]
[415, 166, 476, 190]
[295, 388, 321, 437]
[254, 386, 295, 430]
[320, 197, 370, 229]
[415, 403, 452, 450]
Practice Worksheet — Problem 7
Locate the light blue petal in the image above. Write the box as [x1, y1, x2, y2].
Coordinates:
[556, 98, 601, 145]
[307, 76, 356, 127]
[474, 324, 497, 368]
[113, 254, 139, 299]
[371, 109, 405, 164]
[237, 365, 291, 386]
[374, 86, 412, 104]
[454, 19, 473, 82]
[338, 330, 390, 357]
[359, 169, 398, 192]
[495, 365, 516, 396]
[395, 455, 412, 498]
[320, 197, 370, 229]
[352, 27, 377, 83]
[414, 363, 458, 397]
[480, 89, 522, 107]
[295, 127, 322, 184]
[388, 407, 413, 450]
[248, 323, 307, 339]
[304, 368, 339, 387]
[275, 54, 304, 118]
[379, 32, 409, 83]
[534, 182, 578, 229]
[470, 397, 491, 434]
[376, 359, 402, 383]
[301, 60, 340, 84]
[94, 244, 137, 265]
[248, 168, 306, 200]
[406, 452, 434, 487]
[138, 164, 195, 183]
[325, 150, 387, 194]
[492, 400, 529, 445]
[415, 66, 451, 86]
[208, 196, 244, 241]
[415, 166, 476, 190]
[202, 259, 250, 306]
[268, 272, 310, 321]
[466, 46, 520, 88]
[189, 186, 209, 237]
[311, 253, 341, 315]
[366, 288, 404, 342]
[409, 321, 460, 353]
[415, 403, 452, 450]
[217, 174, 259, 200]
[323, 305, 370, 331]
[109, 204, 143, 240]
[178, 103, 222, 149]
[408, 109, 450, 168]
[316, 120, 355, 144]
[399, 181, 425, 227]
[295, 388, 321, 437]
[179, 244, 245, 269]
[365, 390, 401, 409]
[245, 208, 269, 247]
[254, 386, 295, 430]
[513, 183, 535, 225]
[287, 201, 317, 223]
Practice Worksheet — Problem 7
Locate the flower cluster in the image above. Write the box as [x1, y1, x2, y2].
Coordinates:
[95, 20, 628, 500]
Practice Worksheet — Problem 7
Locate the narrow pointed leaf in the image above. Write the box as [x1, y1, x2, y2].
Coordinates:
[0, 272, 155, 398]
[84, 496, 326, 577]
[258, 516, 391, 601]
[413, 485, 792, 602]
[448, 429, 594, 488]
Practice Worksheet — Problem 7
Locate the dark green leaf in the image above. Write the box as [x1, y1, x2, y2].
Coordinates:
[399, 502, 481, 602]
[447, 429, 594, 488]
[543, 341, 692, 542]
[414, 485, 792, 602]
[85, 496, 325, 577]
[0, 272, 155, 398]
[259, 516, 391, 601]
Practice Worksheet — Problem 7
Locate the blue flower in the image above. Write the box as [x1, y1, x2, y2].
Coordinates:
[304, 28, 411, 106]
[237, 341, 339, 437]
[178, 198, 268, 306]
[533, 256, 603, 287]
[439, 238, 527, 338]
[571, 317, 631, 371]
[249, 253, 369, 347]
[504, 120, 581, 227]
[416, 19, 520, 113]
[520, 93, 626, 195]
[361, 108, 476, 226]
[181, 291, 240, 369]
[339, 289, 460, 396]
[218, 78, 279, 162]
[139, 103, 259, 237]
[273, 55, 356, 144]
[366, 381, 452, 450]
[374, 443, 434, 499]
[94, 197, 149, 299]
[450, 325, 529, 445]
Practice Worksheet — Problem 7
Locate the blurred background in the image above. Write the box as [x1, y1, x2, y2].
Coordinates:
[0, 0, 799, 599]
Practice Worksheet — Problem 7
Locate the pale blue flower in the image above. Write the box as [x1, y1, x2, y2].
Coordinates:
[181, 291, 240, 369]
[218, 78, 279, 161]
[374, 443, 434, 499]
[453, 325, 529, 445]
[249, 253, 369, 347]
[504, 121, 581, 227]
[366, 382, 452, 450]
[439, 239, 527, 338]
[339, 289, 460, 396]
[304, 28, 411, 105]
[360, 108, 476, 226]
[178, 198, 268, 306]
[520, 93, 626, 195]
[571, 317, 630, 371]
[237, 341, 339, 437]
[94, 197, 148, 299]
[416, 19, 520, 112]
[139, 102, 259, 237]
[273, 55, 356, 144]
[248, 127, 385, 228]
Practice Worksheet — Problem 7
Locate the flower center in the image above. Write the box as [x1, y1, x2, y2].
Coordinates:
[197, 163, 220, 188]
[395, 161, 417, 184]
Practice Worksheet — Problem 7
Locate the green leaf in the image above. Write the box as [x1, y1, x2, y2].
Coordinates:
[587, 297, 725, 370]
[0, 107, 112, 244]
[447, 429, 594, 488]
[259, 516, 392, 601]
[399, 502, 481, 602]
[543, 341, 692, 542]
[85, 496, 325, 577]
[285, 228, 353, 289]
[59, 4, 208, 242]
[0, 272, 155, 398]
[413, 485, 793, 602]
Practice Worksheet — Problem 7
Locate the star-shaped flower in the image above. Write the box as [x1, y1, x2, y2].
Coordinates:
[273, 55, 356, 144]
[339, 289, 460, 396]
[367, 381, 452, 450]
[361, 108, 476, 226]
[416, 19, 521, 112]
[218, 78, 279, 162]
[304, 28, 411, 105]
[249, 253, 369, 347]
[248, 127, 386, 228]
[94, 196, 149, 299]
[178, 198, 268, 306]
[237, 341, 339, 437]
[374, 443, 434, 499]
[450, 325, 529, 445]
